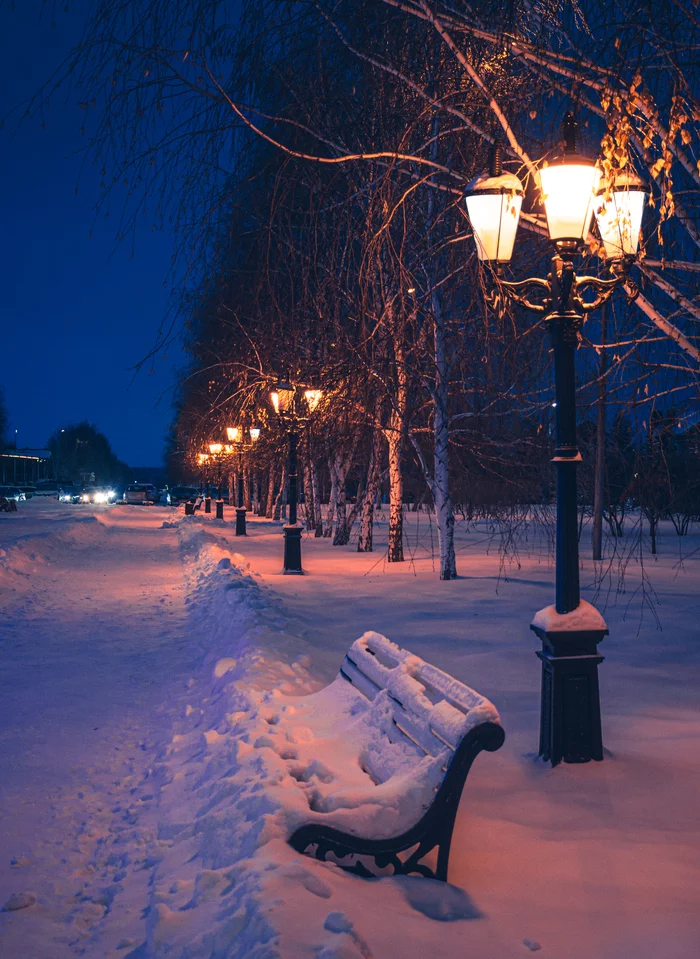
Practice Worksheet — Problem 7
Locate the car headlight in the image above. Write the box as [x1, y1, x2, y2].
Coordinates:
[81, 494, 90, 502]
[107, 490, 115, 500]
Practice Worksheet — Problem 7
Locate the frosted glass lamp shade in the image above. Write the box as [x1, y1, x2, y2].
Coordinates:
[271, 383, 294, 415]
[249, 427, 261, 442]
[303, 389, 322, 413]
[539, 160, 601, 250]
[465, 171, 524, 262]
[209, 443, 223, 455]
[226, 426, 242, 443]
[594, 173, 646, 259]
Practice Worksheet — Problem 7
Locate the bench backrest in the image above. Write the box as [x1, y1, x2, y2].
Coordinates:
[340, 630, 501, 784]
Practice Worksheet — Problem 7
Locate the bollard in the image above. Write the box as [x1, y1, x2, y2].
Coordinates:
[216, 500, 224, 520]
[204, 497, 211, 514]
[185, 501, 194, 516]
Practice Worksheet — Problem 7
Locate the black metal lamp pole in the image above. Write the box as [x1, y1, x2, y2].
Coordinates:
[535, 264, 606, 765]
[549, 266, 583, 615]
[283, 427, 302, 573]
[489, 255, 633, 765]
[270, 381, 321, 575]
[236, 451, 247, 536]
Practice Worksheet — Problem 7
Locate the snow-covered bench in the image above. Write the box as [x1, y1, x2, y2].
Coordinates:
[288, 631, 504, 882]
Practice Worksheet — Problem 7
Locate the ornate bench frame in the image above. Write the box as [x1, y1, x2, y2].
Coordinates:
[289, 664, 504, 882]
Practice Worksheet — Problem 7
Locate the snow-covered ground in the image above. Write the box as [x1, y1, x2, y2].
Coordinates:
[0, 499, 698, 958]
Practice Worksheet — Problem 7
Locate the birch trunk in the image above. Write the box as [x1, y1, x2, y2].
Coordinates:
[251, 470, 259, 515]
[303, 457, 317, 532]
[332, 467, 348, 544]
[324, 455, 338, 538]
[273, 465, 286, 521]
[385, 326, 408, 563]
[592, 305, 607, 562]
[244, 468, 252, 511]
[386, 424, 404, 562]
[228, 471, 235, 508]
[358, 431, 383, 552]
[266, 463, 276, 518]
[331, 444, 358, 545]
[311, 458, 324, 537]
[430, 287, 457, 580]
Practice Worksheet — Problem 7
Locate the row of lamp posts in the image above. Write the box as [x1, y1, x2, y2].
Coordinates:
[193, 380, 323, 574]
[196, 428, 261, 523]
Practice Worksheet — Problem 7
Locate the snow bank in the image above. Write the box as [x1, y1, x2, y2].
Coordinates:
[142, 523, 492, 957]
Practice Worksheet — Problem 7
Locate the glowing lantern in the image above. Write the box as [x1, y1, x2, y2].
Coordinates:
[303, 389, 323, 413]
[465, 143, 523, 263]
[594, 171, 646, 259]
[539, 113, 601, 253]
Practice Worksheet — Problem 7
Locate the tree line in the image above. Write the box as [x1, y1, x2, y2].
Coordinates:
[27, 0, 700, 569]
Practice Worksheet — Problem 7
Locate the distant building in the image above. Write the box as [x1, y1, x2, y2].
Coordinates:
[0, 449, 51, 485]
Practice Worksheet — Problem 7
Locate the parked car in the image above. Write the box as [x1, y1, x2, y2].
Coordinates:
[0, 496, 18, 512]
[58, 485, 82, 504]
[124, 483, 155, 505]
[19, 486, 37, 499]
[0, 486, 26, 501]
[168, 486, 200, 506]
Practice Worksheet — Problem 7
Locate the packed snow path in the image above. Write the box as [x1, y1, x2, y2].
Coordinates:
[0, 500, 699, 959]
[0, 504, 195, 957]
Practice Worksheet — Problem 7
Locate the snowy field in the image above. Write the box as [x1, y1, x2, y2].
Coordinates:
[0, 498, 698, 959]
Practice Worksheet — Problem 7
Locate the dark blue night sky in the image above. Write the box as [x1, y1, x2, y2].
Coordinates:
[0, 3, 183, 467]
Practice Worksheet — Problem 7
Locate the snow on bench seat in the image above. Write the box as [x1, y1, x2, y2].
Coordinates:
[285, 631, 504, 880]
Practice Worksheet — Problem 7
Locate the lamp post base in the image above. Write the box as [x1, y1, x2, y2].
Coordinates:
[283, 525, 303, 574]
[531, 602, 607, 766]
[236, 507, 247, 536]
[216, 500, 224, 520]
[204, 497, 211, 514]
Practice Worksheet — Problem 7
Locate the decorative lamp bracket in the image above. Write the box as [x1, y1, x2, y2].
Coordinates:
[484, 254, 633, 321]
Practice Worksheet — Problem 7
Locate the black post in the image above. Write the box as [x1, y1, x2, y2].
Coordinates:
[530, 258, 607, 766]
[236, 454, 247, 536]
[549, 310, 582, 615]
[288, 429, 298, 525]
[283, 428, 302, 573]
[216, 500, 224, 520]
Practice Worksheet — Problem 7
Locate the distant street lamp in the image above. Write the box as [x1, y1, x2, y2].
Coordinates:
[270, 380, 323, 574]
[226, 425, 262, 535]
[201, 444, 224, 512]
[465, 114, 646, 766]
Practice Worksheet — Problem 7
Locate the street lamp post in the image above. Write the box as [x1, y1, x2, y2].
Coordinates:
[270, 381, 322, 574]
[226, 426, 261, 536]
[206, 443, 223, 514]
[465, 115, 646, 765]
